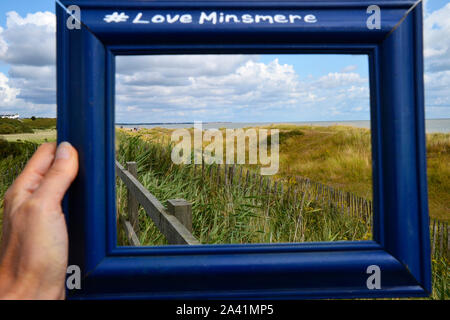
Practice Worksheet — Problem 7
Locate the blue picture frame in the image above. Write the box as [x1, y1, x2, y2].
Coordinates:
[57, 0, 431, 299]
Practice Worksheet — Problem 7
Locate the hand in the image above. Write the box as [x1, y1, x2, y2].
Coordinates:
[0, 142, 78, 300]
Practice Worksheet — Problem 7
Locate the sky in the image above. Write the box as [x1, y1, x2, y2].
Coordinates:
[116, 54, 371, 122]
[0, 0, 449, 122]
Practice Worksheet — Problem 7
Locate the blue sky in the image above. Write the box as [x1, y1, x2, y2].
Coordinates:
[0, 0, 449, 122]
[259, 54, 369, 79]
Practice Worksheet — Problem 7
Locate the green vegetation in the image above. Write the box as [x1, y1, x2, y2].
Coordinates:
[0, 117, 56, 135]
[426, 133, 450, 222]
[0, 129, 57, 144]
[115, 130, 448, 299]
[21, 117, 56, 130]
[0, 124, 447, 299]
[0, 116, 56, 144]
[271, 125, 449, 222]
[116, 133, 371, 245]
[123, 125, 449, 221]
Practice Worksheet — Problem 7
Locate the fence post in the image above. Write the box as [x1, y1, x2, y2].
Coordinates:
[224, 164, 228, 185]
[216, 164, 221, 186]
[243, 170, 250, 194]
[238, 166, 243, 187]
[167, 199, 193, 233]
[120, 216, 141, 246]
[126, 161, 139, 232]
[431, 219, 437, 256]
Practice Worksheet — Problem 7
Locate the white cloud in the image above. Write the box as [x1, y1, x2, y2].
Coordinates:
[314, 72, 366, 89]
[0, 11, 56, 116]
[115, 55, 370, 122]
[423, 3, 450, 118]
[116, 55, 257, 77]
[424, 3, 450, 72]
[0, 27, 7, 57]
[0, 11, 55, 67]
[0, 72, 20, 105]
[340, 65, 358, 73]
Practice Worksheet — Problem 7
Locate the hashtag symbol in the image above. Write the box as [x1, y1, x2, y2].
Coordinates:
[104, 12, 129, 23]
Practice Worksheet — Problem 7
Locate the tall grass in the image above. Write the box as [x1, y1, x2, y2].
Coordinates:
[426, 133, 450, 221]
[116, 130, 448, 299]
[116, 132, 371, 245]
[0, 132, 446, 299]
[121, 125, 450, 221]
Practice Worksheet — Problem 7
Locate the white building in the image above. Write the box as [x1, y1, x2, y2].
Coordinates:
[0, 114, 19, 119]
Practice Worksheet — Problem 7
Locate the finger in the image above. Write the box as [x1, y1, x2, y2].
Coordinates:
[33, 142, 79, 205]
[6, 143, 57, 200]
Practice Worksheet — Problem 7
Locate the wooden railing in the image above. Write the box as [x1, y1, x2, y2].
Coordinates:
[115, 161, 200, 246]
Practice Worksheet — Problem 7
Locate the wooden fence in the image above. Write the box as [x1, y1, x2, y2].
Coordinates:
[430, 218, 449, 258]
[195, 162, 372, 219]
[189, 162, 448, 258]
[115, 161, 200, 246]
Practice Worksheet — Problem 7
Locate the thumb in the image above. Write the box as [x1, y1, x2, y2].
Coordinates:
[33, 142, 79, 205]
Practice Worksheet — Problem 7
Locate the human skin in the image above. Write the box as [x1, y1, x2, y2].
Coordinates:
[0, 142, 78, 300]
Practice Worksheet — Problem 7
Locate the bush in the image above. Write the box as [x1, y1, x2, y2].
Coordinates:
[21, 118, 56, 130]
[0, 123, 16, 134]
[0, 118, 33, 134]
[0, 138, 37, 160]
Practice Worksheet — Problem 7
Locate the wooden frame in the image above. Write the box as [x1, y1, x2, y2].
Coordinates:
[57, 0, 431, 299]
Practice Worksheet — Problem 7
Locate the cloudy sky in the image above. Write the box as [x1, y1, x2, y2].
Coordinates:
[0, 0, 449, 123]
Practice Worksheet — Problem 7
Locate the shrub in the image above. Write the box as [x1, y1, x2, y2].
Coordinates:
[0, 123, 16, 134]
[0, 118, 33, 134]
[0, 138, 37, 160]
[21, 118, 56, 130]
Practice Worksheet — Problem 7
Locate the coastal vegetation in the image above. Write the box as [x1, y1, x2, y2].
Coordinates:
[116, 133, 371, 244]
[0, 118, 33, 134]
[0, 117, 56, 135]
[115, 127, 449, 299]
[0, 124, 447, 299]
[119, 125, 449, 221]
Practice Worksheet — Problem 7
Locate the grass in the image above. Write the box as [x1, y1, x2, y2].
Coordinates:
[21, 118, 56, 130]
[0, 126, 447, 299]
[0, 129, 57, 144]
[426, 133, 450, 221]
[0, 117, 57, 144]
[115, 133, 371, 245]
[115, 130, 448, 299]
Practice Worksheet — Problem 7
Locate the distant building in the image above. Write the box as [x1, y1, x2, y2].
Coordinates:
[0, 113, 19, 119]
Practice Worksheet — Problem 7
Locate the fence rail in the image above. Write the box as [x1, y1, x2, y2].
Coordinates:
[115, 161, 200, 246]
[190, 162, 448, 258]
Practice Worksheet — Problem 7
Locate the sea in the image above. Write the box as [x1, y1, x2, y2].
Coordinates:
[117, 119, 450, 133]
